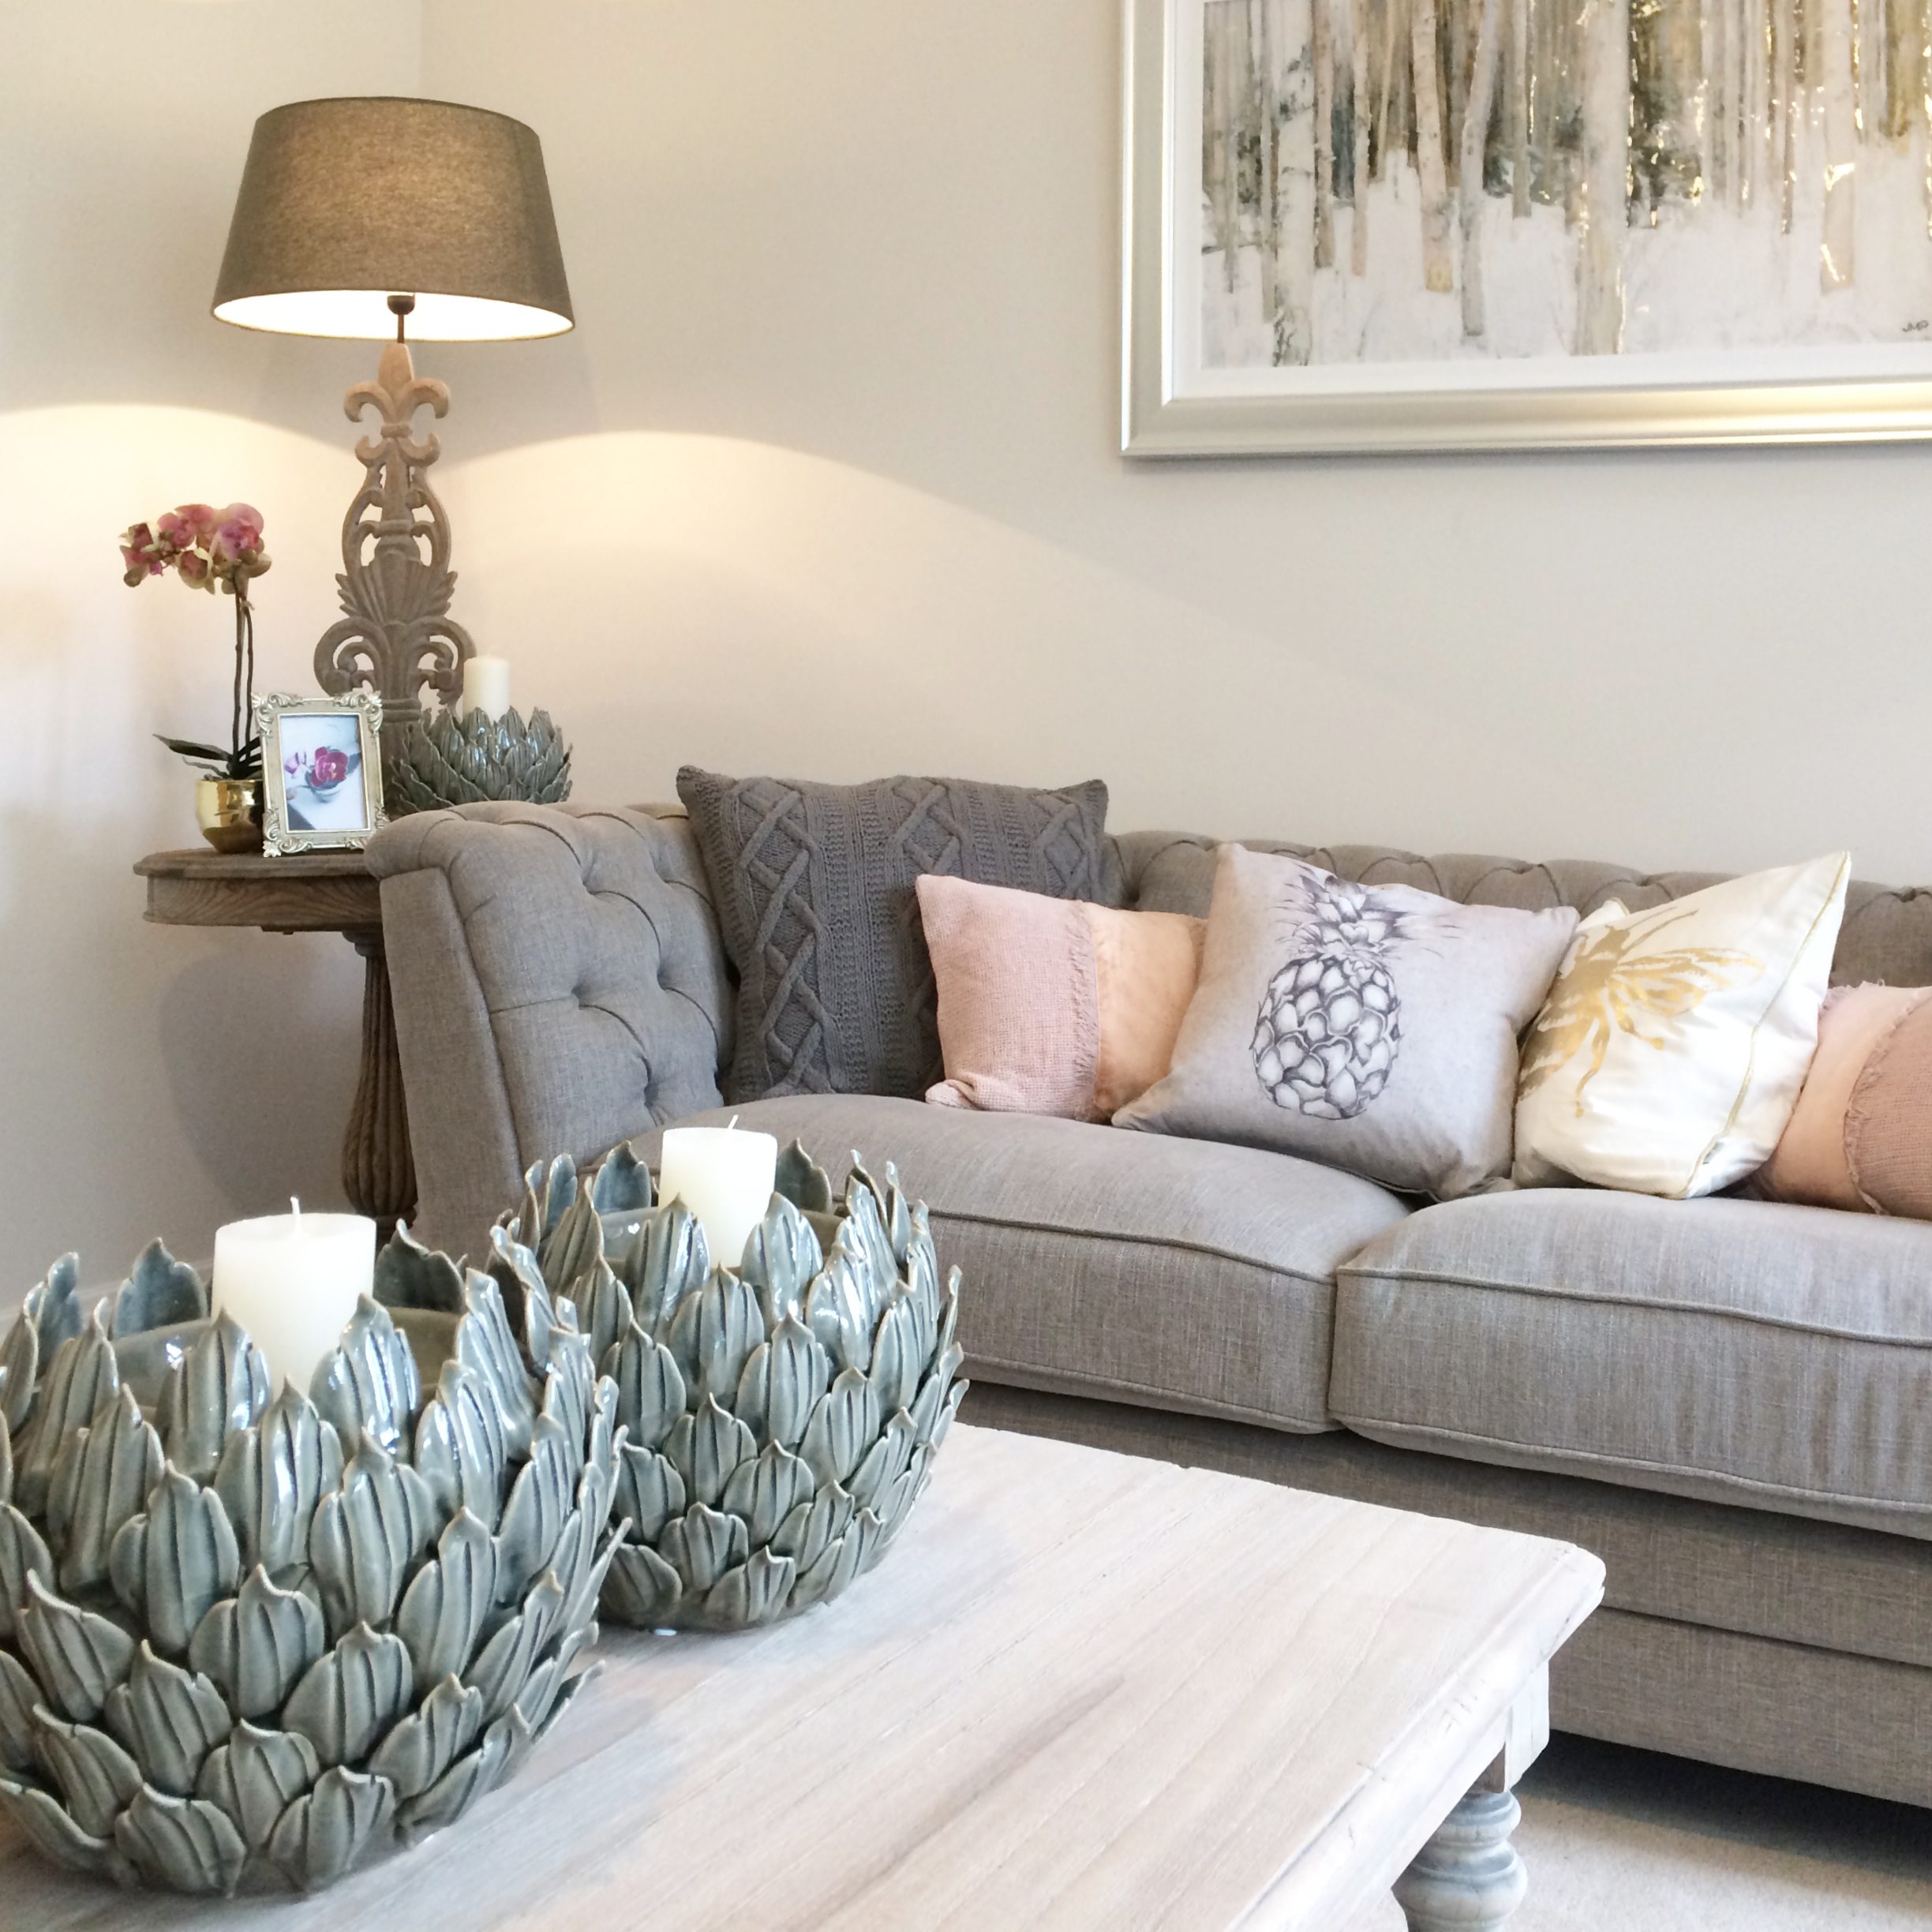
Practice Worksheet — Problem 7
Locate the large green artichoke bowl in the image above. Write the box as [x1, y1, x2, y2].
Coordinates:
[0, 1230, 621, 1896]
[502, 1140, 967, 1633]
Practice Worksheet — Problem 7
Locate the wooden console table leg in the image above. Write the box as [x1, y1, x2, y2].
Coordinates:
[1391, 1788, 1529, 1930]
[343, 930, 417, 1241]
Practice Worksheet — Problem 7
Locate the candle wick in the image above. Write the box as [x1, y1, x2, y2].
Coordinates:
[728, 1116, 739, 1131]
[290, 1196, 302, 1233]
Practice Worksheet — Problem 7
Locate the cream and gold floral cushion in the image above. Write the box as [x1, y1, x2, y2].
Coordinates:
[1513, 852, 1851, 1198]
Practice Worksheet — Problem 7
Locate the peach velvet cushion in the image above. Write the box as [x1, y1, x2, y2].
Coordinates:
[916, 874, 1204, 1121]
[1760, 984, 1932, 1214]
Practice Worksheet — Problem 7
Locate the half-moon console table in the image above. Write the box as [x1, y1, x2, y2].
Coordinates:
[133, 848, 414, 1237]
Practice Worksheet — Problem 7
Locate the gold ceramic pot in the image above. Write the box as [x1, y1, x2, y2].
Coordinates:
[194, 774, 263, 853]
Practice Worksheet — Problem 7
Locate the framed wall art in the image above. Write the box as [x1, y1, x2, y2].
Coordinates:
[256, 691, 386, 856]
[1122, 0, 1932, 453]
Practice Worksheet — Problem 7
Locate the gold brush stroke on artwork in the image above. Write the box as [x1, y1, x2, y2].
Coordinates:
[1518, 907, 1764, 1114]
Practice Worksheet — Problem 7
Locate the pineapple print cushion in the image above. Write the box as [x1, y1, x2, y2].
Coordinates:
[1513, 852, 1851, 1199]
[1117, 845, 1578, 1199]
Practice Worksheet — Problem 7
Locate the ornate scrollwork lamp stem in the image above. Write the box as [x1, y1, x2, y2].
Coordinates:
[313, 301, 474, 756]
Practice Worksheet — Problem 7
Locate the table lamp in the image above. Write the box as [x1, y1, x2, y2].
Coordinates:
[212, 96, 572, 754]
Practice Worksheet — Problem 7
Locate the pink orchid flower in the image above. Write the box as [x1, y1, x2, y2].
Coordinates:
[119, 522, 165, 584]
[158, 504, 217, 550]
[176, 549, 212, 590]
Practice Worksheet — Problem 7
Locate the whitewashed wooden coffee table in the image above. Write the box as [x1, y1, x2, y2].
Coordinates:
[0, 1424, 1601, 1931]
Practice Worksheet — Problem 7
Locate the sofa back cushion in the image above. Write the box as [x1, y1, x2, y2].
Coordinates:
[1119, 835, 1932, 989]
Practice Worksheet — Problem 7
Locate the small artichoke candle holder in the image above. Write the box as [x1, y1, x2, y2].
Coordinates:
[501, 1140, 967, 1633]
[0, 1231, 621, 1896]
[385, 705, 572, 815]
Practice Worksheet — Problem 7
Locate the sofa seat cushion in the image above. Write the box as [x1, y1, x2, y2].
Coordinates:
[648, 1096, 1411, 1432]
[1331, 1189, 1932, 1537]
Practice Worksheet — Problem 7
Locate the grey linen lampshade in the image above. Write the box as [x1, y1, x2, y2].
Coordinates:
[212, 96, 572, 341]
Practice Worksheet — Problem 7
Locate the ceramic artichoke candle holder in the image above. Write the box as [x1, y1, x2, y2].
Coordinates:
[386, 705, 573, 814]
[0, 1232, 622, 1896]
[500, 1140, 967, 1633]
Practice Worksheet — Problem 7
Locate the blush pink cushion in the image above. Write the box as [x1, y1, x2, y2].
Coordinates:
[1760, 984, 1932, 1212]
[916, 875, 1204, 1122]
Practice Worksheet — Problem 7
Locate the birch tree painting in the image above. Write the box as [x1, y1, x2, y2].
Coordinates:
[1200, 0, 1932, 365]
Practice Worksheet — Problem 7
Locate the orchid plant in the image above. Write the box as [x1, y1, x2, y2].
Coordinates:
[121, 502, 272, 781]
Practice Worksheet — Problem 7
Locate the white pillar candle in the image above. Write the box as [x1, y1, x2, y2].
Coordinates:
[211, 1204, 375, 1396]
[658, 1125, 778, 1271]
[462, 653, 513, 721]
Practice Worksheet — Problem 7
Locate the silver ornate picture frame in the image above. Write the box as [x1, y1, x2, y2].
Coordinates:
[1123, 0, 1932, 456]
[255, 691, 386, 856]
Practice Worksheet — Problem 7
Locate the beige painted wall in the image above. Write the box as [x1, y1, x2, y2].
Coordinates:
[4, 0, 1926, 1289]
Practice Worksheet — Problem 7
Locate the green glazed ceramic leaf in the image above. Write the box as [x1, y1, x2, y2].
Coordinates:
[774, 1140, 835, 1215]
[17, 1310, 119, 1515]
[624, 1200, 709, 1339]
[113, 1784, 248, 1896]
[103, 1642, 234, 1796]
[0, 1501, 54, 1642]
[188, 1566, 325, 1719]
[367, 1676, 482, 1800]
[195, 1720, 321, 1851]
[108, 1241, 206, 1340]
[803, 1252, 874, 1377]
[591, 1140, 654, 1216]
[268, 1764, 395, 1893]
[47, 1387, 164, 1596]
[463, 1571, 564, 1725]
[28, 1708, 141, 1839]
[612, 1445, 685, 1544]
[608, 1325, 685, 1453]
[840, 1178, 899, 1312]
[792, 1524, 864, 1612]
[283, 1624, 413, 1769]
[847, 1410, 915, 1514]
[309, 1437, 437, 1638]
[373, 1224, 466, 1316]
[720, 1441, 814, 1546]
[667, 1271, 762, 1406]
[212, 1383, 343, 1577]
[393, 1707, 514, 1847]
[156, 1312, 268, 1485]
[107, 1468, 241, 1657]
[0, 1648, 37, 1772]
[0, 1772, 123, 1880]
[536, 1189, 603, 1303]
[309, 1297, 421, 1462]
[658, 1502, 748, 1596]
[457, 1274, 536, 1459]
[739, 1196, 824, 1330]
[540, 1342, 593, 1476]
[0, 1391, 11, 1504]
[495, 1416, 575, 1603]
[663, 1396, 754, 1511]
[866, 1294, 923, 1421]
[701, 1546, 796, 1629]
[414, 1359, 507, 1530]
[799, 1369, 881, 1490]
[572, 1259, 633, 1371]
[601, 1541, 682, 1626]
[395, 1509, 498, 1696]
[17, 1571, 136, 1721]
[769, 1481, 855, 1575]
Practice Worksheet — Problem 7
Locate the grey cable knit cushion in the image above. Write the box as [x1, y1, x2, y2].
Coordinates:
[677, 766, 1113, 1102]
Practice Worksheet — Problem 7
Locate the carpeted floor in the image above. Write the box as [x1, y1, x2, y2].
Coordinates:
[1343, 1735, 1932, 1929]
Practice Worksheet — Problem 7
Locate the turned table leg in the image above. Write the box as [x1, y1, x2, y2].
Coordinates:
[343, 930, 417, 1241]
[1392, 1788, 1529, 1930]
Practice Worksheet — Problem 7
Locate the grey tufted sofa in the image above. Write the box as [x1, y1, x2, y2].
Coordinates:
[368, 803, 1932, 1810]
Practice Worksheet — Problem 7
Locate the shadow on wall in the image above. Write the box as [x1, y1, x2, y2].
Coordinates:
[0, 404, 362, 1292]
[437, 429, 1518, 839]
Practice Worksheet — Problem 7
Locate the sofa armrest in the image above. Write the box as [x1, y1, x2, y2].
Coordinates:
[369, 803, 731, 1257]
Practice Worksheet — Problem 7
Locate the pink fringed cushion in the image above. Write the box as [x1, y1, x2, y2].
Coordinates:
[916, 875, 1204, 1122]
[1760, 984, 1932, 1215]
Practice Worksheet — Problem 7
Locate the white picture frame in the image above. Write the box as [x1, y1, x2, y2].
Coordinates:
[255, 691, 386, 856]
[1122, 0, 1932, 455]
